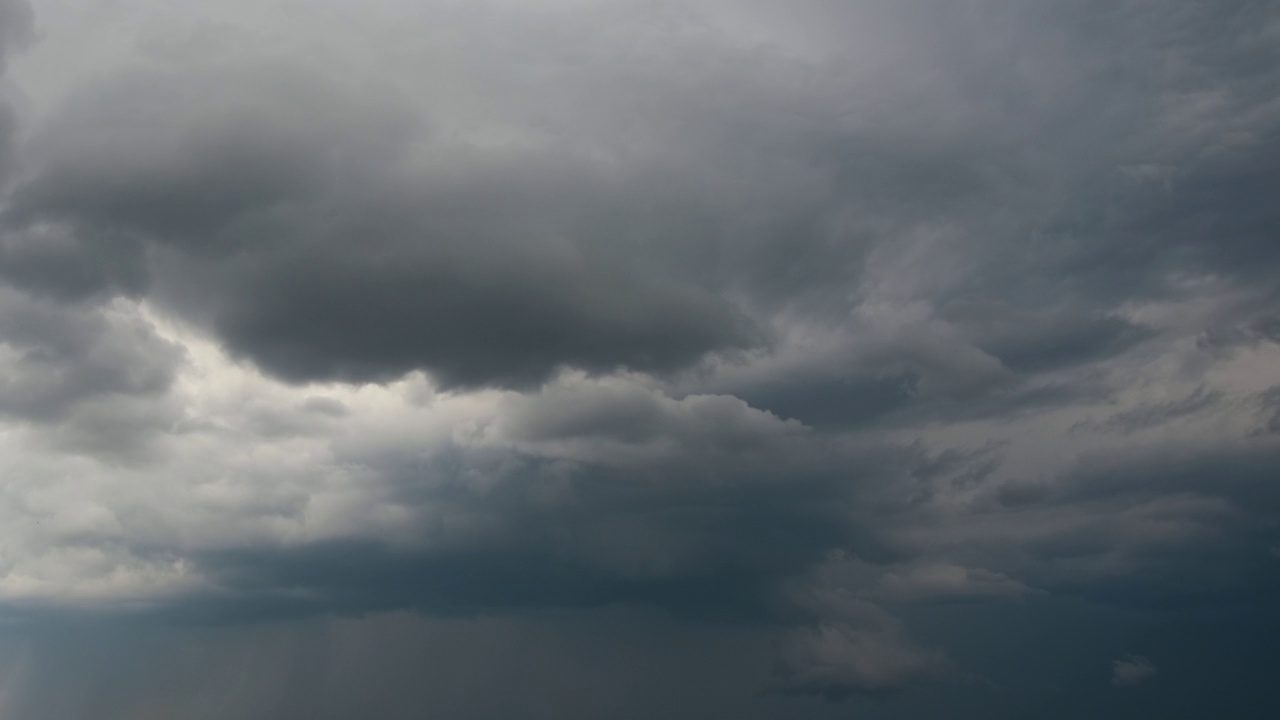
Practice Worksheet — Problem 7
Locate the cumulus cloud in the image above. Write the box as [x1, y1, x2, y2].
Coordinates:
[0, 0, 1277, 717]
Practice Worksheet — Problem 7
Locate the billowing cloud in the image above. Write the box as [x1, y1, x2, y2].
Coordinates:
[0, 0, 1277, 717]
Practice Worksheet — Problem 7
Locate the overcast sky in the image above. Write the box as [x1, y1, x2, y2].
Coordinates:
[0, 0, 1278, 717]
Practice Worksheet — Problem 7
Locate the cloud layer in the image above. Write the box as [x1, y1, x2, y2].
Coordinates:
[0, 0, 1278, 716]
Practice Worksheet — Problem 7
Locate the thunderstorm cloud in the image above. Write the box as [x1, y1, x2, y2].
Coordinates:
[0, 0, 1277, 717]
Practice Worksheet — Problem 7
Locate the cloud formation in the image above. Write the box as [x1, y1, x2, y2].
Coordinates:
[0, 0, 1277, 716]
[1112, 655, 1158, 687]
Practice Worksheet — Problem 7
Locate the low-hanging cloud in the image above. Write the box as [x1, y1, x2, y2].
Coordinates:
[0, 0, 1277, 717]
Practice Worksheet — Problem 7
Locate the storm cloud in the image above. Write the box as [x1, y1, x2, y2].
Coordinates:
[0, 0, 1278, 717]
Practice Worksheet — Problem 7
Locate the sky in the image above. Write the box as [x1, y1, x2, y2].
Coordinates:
[0, 0, 1278, 717]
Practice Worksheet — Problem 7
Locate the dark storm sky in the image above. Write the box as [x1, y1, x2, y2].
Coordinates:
[0, 0, 1278, 717]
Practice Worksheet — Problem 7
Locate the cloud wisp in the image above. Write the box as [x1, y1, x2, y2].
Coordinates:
[1112, 655, 1158, 687]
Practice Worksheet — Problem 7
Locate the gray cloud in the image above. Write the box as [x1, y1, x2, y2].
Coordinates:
[0, 292, 180, 422]
[1087, 386, 1222, 435]
[0, 289, 183, 462]
[3, 55, 766, 388]
[0, 0, 1278, 717]
[0, 0, 32, 184]
[1111, 654, 1158, 687]
[0, 0, 31, 75]
[773, 585, 949, 697]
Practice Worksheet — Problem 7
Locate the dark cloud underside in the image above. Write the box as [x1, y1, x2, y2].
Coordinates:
[0, 0, 1278, 717]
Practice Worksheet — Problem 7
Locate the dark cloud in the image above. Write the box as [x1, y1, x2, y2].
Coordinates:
[3, 57, 770, 388]
[738, 373, 919, 430]
[947, 304, 1153, 376]
[187, 398, 881, 622]
[0, 292, 180, 422]
[1088, 386, 1222, 435]
[1111, 654, 1158, 686]
[0, 289, 184, 461]
[7, 0, 1276, 394]
[184, 541, 775, 626]
[0, 0, 1278, 717]
[772, 574, 950, 697]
